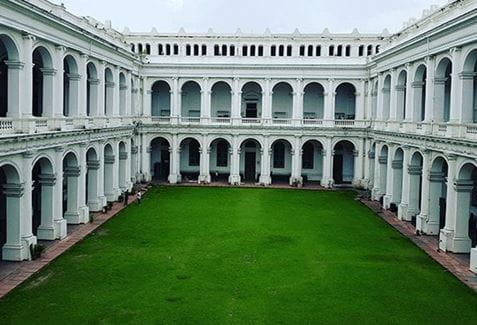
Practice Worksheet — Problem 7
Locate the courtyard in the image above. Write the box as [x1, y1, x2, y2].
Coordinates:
[0, 186, 476, 323]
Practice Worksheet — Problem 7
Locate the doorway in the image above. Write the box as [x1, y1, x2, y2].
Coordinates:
[246, 103, 257, 118]
[245, 152, 256, 182]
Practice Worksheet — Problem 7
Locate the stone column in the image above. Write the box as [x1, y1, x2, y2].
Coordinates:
[1, 183, 27, 261]
[449, 47, 462, 124]
[439, 155, 460, 252]
[5, 61, 24, 119]
[168, 134, 180, 184]
[125, 71, 132, 117]
[292, 79, 304, 125]
[391, 155, 403, 208]
[353, 140, 364, 186]
[404, 64, 413, 121]
[104, 150, 116, 202]
[78, 54, 88, 118]
[389, 69, 398, 122]
[36, 173, 58, 240]
[262, 78, 272, 122]
[53, 46, 65, 118]
[199, 144, 211, 184]
[97, 143, 107, 208]
[384, 147, 394, 208]
[324, 79, 335, 126]
[229, 136, 241, 185]
[67, 73, 81, 117]
[321, 136, 333, 188]
[231, 78, 241, 125]
[376, 73, 384, 121]
[415, 151, 430, 231]
[290, 137, 303, 185]
[259, 137, 271, 185]
[53, 147, 67, 239]
[21, 152, 36, 253]
[398, 147, 411, 220]
[200, 78, 210, 124]
[424, 171, 446, 235]
[63, 165, 81, 224]
[87, 157, 101, 212]
[119, 149, 128, 191]
[371, 142, 383, 200]
[112, 66, 120, 117]
[21, 34, 34, 118]
[97, 61, 106, 116]
[355, 79, 366, 120]
[411, 81, 425, 122]
[365, 147, 375, 190]
[423, 56, 435, 132]
[130, 144, 139, 184]
[41, 68, 56, 118]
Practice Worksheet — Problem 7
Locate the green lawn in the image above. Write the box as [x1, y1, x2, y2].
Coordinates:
[1, 187, 476, 324]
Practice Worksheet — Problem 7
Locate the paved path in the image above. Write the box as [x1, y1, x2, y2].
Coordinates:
[362, 199, 477, 293]
[0, 188, 147, 299]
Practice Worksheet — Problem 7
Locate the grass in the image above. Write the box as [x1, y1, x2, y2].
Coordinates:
[0, 186, 476, 324]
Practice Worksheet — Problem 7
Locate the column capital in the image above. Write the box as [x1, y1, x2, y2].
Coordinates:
[104, 154, 116, 164]
[38, 173, 56, 186]
[64, 166, 81, 177]
[40, 68, 57, 76]
[454, 179, 474, 192]
[5, 60, 25, 70]
[87, 160, 100, 170]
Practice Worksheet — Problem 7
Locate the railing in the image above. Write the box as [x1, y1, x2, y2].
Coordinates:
[334, 120, 356, 127]
[466, 124, 477, 135]
[302, 119, 323, 126]
[241, 118, 262, 125]
[210, 117, 231, 124]
[0, 118, 14, 133]
[151, 116, 171, 123]
[272, 118, 292, 125]
[180, 117, 201, 124]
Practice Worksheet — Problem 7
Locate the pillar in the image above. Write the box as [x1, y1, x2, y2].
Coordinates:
[87, 157, 101, 212]
[63, 165, 81, 224]
[1, 183, 27, 261]
[229, 136, 241, 185]
[36, 173, 58, 240]
[259, 137, 271, 185]
[168, 134, 180, 184]
[321, 136, 333, 188]
[398, 147, 411, 220]
[5, 61, 23, 118]
[416, 151, 431, 231]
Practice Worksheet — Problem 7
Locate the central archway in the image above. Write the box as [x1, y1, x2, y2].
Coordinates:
[209, 138, 231, 182]
[333, 140, 355, 185]
[239, 139, 261, 183]
[301, 140, 324, 186]
[150, 137, 171, 182]
[179, 138, 201, 182]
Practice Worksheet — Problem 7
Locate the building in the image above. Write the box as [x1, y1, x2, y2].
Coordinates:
[0, 0, 476, 273]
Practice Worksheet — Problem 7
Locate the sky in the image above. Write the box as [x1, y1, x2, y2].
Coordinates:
[52, 0, 449, 34]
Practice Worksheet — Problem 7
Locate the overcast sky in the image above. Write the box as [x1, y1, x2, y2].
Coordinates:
[52, 0, 449, 34]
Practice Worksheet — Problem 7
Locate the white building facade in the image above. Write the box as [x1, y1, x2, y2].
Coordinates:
[0, 0, 477, 273]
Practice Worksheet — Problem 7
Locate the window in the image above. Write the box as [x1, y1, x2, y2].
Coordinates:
[279, 45, 285, 56]
[308, 45, 313, 56]
[166, 44, 171, 55]
[258, 45, 264, 56]
[299, 45, 305, 56]
[242, 45, 248, 56]
[138, 43, 143, 54]
[329, 45, 334, 56]
[186, 44, 191, 56]
[358, 45, 364, 57]
[302, 143, 314, 169]
[202, 45, 207, 56]
[194, 44, 199, 56]
[375, 45, 380, 54]
[286, 45, 292, 56]
[230, 45, 235, 56]
[271, 45, 276, 56]
[367, 45, 373, 56]
[222, 45, 228, 56]
[145, 44, 151, 55]
[250, 45, 256, 56]
[273, 142, 285, 169]
[173, 44, 179, 55]
[158, 44, 164, 55]
[131, 44, 135, 52]
[189, 141, 200, 166]
[214, 45, 220, 56]
[345, 45, 351, 57]
[337, 45, 343, 57]
[216, 141, 228, 167]
[315, 45, 321, 57]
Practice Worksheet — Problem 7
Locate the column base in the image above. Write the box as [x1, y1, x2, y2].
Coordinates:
[198, 174, 211, 184]
[470, 248, 477, 274]
[88, 199, 103, 212]
[55, 218, 67, 240]
[416, 213, 439, 235]
[105, 192, 117, 202]
[79, 206, 90, 223]
[64, 211, 81, 224]
[37, 225, 57, 241]
[439, 228, 472, 253]
[229, 174, 241, 186]
[2, 243, 26, 261]
[371, 187, 382, 201]
[320, 178, 334, 189]
[383, 195, 393, 209]
[168, 174, 179, 184]
[22, 234, 37, 260]
[398, 203, 409, 221]
[289, 176, 303, 186]
[259, 175, 271, 186]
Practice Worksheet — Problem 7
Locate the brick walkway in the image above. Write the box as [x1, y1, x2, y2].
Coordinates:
[0, 188, 147, 299]
[361, 199, 477, 293]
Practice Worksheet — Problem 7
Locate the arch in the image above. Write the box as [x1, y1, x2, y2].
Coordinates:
[0, 34, 20, 118]
[454, 162, 477, 250]
[181, 81, 201, 118]
[240, 138, 262, 183]
[435, 57, 452, 122]
[31, 156, 54, 239]
[211, 81, 232, 118]
[272, 82, 293, 119]
[413, 64, 427, 122]
[382, 75, 391, 120]
[179, 137, 201, 182]
[151, 80, 171, 117]
[104, 68, 114, 116]
[335, 83, 356, 120]
[396, 70, 407, 121]
[32, 46, 54, 117]
[461, 49, 477, 123]
[301, 140, 324, 185]
[63, 55, 79, 117]
[150, 137, 171, 182]
[62, 152, 80, 224]
[241, 81, 263, 119]
[86, 62, 98, 116]
[333, 140, 355, 184]
[303, 82, 325, 120]
[86, 147, 100, 211]
[0, 163, 22, 260]
[391, 148, 404, 210]
[427, 156, 449, 234]
[118, 141, 128, 191]
[209, 138, 231, 182]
